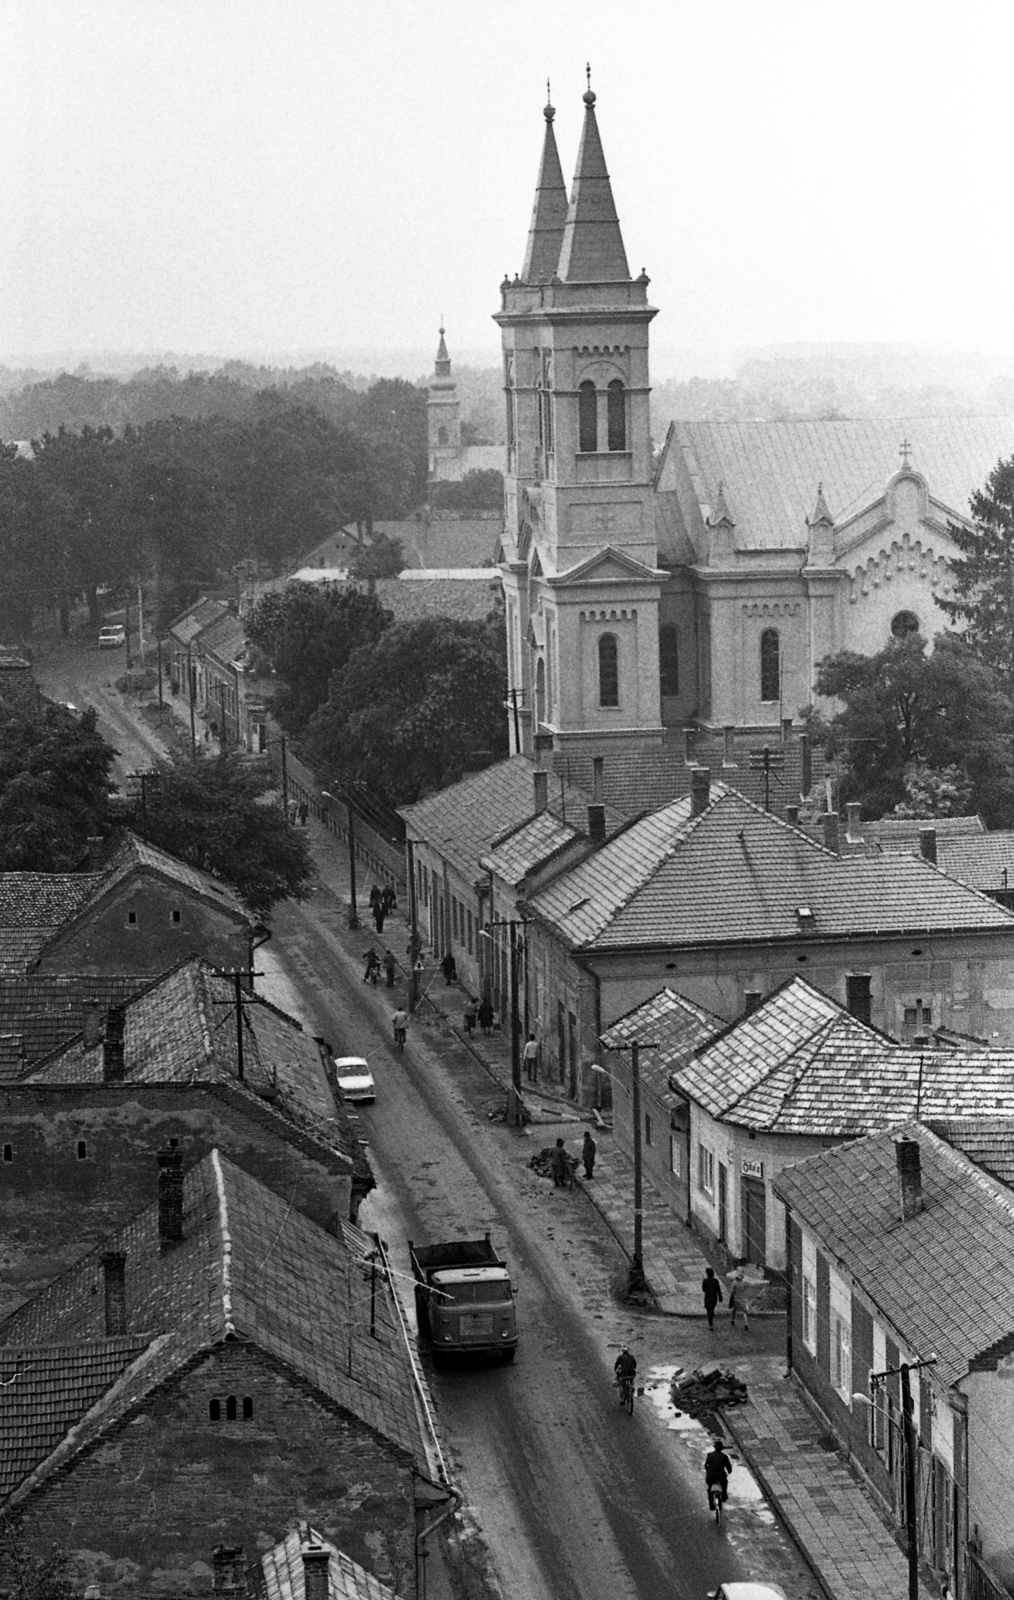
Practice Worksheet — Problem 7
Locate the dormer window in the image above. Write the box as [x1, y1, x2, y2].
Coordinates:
[796, 905, 815, 930]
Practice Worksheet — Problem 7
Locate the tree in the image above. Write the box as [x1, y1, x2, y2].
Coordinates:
[939, 453, 1014, 679]
[133, 754, 312, 916]
[0, 702, 116, 870]
[0, 448, 71, 638]
[245, 582, 392, 734]
[349, 532, 404, 580]
[306, 616, 508, 806]
[0, 1511, 74, 1600]
[429, 469, 503, 512]
[812, 632, 1014, 825]
[356, 378, 428, 519]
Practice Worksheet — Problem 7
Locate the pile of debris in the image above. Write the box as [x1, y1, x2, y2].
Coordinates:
[528, 1146, 580, 1182]
[670, 1367, 748, 1422]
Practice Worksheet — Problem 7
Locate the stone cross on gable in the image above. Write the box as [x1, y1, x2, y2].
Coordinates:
[899, 437, 913, 467]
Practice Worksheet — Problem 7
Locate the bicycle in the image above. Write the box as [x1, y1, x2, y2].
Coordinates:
[617, 1373, 635, 1414]
[393, 1025, 406, 1052]
[707, 1482, 725, 1526]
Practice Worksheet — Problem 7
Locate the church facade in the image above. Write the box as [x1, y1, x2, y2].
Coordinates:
[495, 89, 1014, 756]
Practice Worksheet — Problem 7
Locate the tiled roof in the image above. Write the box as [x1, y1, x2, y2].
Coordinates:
[0, 1338, 151, 1499]
[401, 755, 625, 885]
[167, 596, 230, 647]
[197, 609, 248, 666]
[0, 975, 150, 1067]
[928, 1118, 1014, 1190]
[481, 809, 582, 887]
[100, 832, 249, 920]
[937, 833, 1014, 893]
[0, 875, 105, 974]
[773, 1122, 1014, 1386]
[599, 988, 723, 1101]
[526, 787, 1014, 952]
[557, 734, 826, 817]
[369, 576, 500, 625]
[255, 1526, 404, 1600]
[863, 815, 985, 845]
[0, 1151, 423, 1492]
[669, 418, 1014, 550]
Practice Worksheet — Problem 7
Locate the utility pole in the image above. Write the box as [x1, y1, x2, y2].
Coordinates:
[187, 647, 197, 759]
[860, 1356, 936, 1600]
[597, 1037, 658, 1296]
[156, 639, 164, 708]
[406, 838, 421, 1009]
[483, 918, 526, 1127]
[280, 735, 289, 817]
[346, 793, 359, 928]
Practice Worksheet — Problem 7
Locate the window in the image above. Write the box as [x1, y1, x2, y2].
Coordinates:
[598, 634, 619, 708]
[892, 610, 919, 638]
[659, 625, 679, 696]
[505, 356, 516, 451]
[801, 1231, 817, 1355]
[845, 974, 872, 1026]
[542, 352, 554, 454]
[644, 1112, 653, 1147]
[903, 998, 932, 1030]
[127, 910, 138, 926]
[209, 1398, 221, 1421]
[171, 910, 181, 925]
[698, 1143, 715, 1195]
[76, 1140, 88, 1161]
[578, 381, 597, 453]
[760, 628, 780, 703]
[669, 1136, 682, 1177]
[437, 426, 448, 447]
[607, 380, 626, 451]
[2, 1145, 11, 1163]
[829, 1267, 852, 1403]
[467, 910, 474, 956]
[242, 1396, 253, 1419]
[226, 1396, 237, 1421]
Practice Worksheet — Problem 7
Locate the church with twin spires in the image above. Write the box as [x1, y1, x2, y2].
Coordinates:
[494, 84, 1014, 772]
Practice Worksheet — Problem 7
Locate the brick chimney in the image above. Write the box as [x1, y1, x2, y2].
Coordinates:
[301, 1543, 330, 1600]
[800, 733, 812, 796]
[919, 826, 937, 865]
[587, 804, 606, 844]
[846, 802, 862, 842]
[102, 1005, 127, 1082]
[683, 726, 697, 766]
[592, 755, 604, 802]
[158, 1144, 185, 1248]
[781, 717, 793, 746]
[786, 805, 800, 827]
[101, 1250, 126, 1336]
[822, 811, 840, 856]
[895, 1135, 924, 1223]
[533, 770, 548, 814]
[211, 1546, 246, 1594]
[533, 732, 554, 767]
[691, 768, 711, 817]
[743, 990, 762, 1016]
[82, 999, 102, 1050]
[722, 726, 735, 766]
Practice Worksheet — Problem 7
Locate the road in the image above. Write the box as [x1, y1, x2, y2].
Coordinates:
[36, 637, 822, 1600]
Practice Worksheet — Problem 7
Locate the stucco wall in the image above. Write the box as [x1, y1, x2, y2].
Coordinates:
[964, 1359, 1014, 1588]
[39, 877, 250, 978]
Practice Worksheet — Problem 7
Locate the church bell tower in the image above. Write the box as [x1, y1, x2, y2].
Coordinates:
[495, 82, 664, 760]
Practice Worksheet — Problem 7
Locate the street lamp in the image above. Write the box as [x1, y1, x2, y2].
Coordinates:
[321, 786, 360, 928]
[594, 1037, 660, 1297]
[853, 1355, 937, 1600]
[479, 918, 526, 1127]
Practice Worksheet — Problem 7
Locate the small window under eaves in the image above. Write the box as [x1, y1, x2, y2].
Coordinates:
[796, 905, 815, 930]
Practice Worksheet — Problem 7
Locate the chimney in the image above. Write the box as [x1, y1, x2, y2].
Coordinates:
[919, 826, 937, 865]
[846, 802, 862, 841]
[822, 811, 840, 856]
[743, 990, 762, 1016]
[592, 755, 604, 802]
[722, 725, 735, 766]
[683, 726, 697, 766]
[533, 732, 554, 767]
[781, 717, 793, 746]
[85, 835, 103, 869]
[82, 999, 102, 1050]
[533, 770, 548, 814]
[800, 733, 812, 796]
[101, 1251, 126, 1336]
[211, 1547, 246, 1594]
[157, 1144, 185, 1248]
[102, 1005, 127, 1082]
[301, 1544, 330, 1600]
[691, 768, 711, 817]
[587, 804, 606, 844]
[786, 804, 800, 827]
[895, 1136, 924, 1223]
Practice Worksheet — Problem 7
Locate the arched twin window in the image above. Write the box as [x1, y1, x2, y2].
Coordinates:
[598, 634, 619, 708]
[760, 629, 780, 703]
[659, 625, 679, 696]
[607, 380, 626, 452]
[579, 382, 597, 454]
[578, 380, 627, 453]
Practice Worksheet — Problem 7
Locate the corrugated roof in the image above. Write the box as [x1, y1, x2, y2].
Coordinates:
[0, 1151, 423, 1491]
[670, 417, 1014, 549]
[527, 787, 1014, 952]
[774, 1123, 1014, 1386]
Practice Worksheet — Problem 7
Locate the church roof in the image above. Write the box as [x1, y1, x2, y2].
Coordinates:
[521, 102, 569, 284]
[556, 90, 630, 284]
[668, 417, 1014, 550]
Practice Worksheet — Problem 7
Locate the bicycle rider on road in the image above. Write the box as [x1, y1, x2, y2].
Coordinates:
[704, 1438, 733, 1505]
[392, 1007, 408, 1048]
[614, 1346, 637, 1402]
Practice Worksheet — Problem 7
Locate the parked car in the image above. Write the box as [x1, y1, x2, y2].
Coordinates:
[708, 1585, 788, 1599]
[98, 625, 126, 649]
[333, 1056, 376, 1104]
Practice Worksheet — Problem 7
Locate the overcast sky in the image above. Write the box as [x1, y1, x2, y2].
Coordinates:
[3, 0, 1013, 375]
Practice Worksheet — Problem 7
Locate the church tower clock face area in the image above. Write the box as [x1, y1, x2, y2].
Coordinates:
[494, 83, 666, 761]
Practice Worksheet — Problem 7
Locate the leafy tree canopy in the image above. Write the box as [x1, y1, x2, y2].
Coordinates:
[429, 468, 503, 512]
[306, 616, 508, 806]
[812, 632, 1014, 825]
[0, 1511, 74, 1600]
[0, 702, 116, 871]
[349, 533, 404, 580]
[939, 454, 1014, 679]
[245, 582, 393, 734]
[132, 754, 312, 917]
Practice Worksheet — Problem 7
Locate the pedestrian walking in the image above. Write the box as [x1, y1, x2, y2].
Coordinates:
[549, 1138, 571, 1188]
[383, 948, 396, 987]
[728, 1268, 751, 1331]
[477, 996, 494, 1035]
[381, 884, 397, 916]
[440, 951, 457, 985]
[363, 948, 380, 985]
[287, 798, 297, 825]
[701, 1266, 723, 1330]
[369, 884, 383, 918]
[522, 1032, 539, 1082]
[463, 1002, 477, 1037]
[373, 903, 386, 934]
[581, 1130, 596, 1179]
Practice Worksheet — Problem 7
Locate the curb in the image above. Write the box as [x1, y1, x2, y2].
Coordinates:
[721, 1402, 837, 1600]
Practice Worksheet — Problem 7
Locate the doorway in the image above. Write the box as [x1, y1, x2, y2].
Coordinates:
[742, 1177, 767, 1265]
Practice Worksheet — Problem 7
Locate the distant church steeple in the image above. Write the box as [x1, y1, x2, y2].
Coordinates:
[556, 74, 630, 283]
[427, 323, 461, 477]
[520, 90, 569, 284]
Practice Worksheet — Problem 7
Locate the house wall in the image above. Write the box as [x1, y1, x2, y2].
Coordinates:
[0, 1084, 353, 1316]
[17, 1343, 417, 1597]
[609, 1060, 690, 1221]
[963, 1358, 1014, 1590]
[411, 840, 486, 1007]
[38, 876, 251, 978]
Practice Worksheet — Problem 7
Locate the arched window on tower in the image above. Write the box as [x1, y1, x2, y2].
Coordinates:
[659, 625, 679, 696]
[437, 426, 448, 448]
[535, 657, 546, 729]
[599, 634, 619, 708]
[505, 355, 516, 454]
[579, 382, 597, 453]
[760, 629, 780, 703]
[543, 352, 554, 455]
[607, 380, 626, 452]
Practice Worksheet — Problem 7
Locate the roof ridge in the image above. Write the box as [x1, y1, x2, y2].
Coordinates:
[210, 1150, 236, 1337]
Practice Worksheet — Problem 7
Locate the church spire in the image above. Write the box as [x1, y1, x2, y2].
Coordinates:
[434, 324, 451, 377]
[556, 74, 630, 284]
[520, 89, 569, 284]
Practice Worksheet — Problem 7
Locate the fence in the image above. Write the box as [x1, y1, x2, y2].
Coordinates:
[279, 748, 406, 899]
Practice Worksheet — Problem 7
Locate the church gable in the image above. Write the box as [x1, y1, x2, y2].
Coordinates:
[549, 545, 659, 587]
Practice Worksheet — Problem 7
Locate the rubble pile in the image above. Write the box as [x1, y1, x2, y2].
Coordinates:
[670, 1366, 749, 1421]
[528, 1146, 580, 1181]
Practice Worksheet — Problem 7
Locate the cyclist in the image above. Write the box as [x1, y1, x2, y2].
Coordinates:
[392, 1007, 408, 1049]
[704, 1437, 733, 1508]
[614, 1346, 637, 1405]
